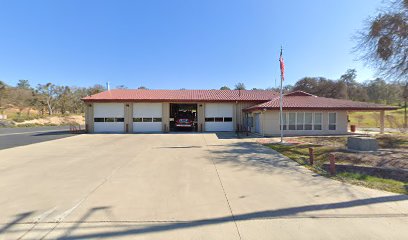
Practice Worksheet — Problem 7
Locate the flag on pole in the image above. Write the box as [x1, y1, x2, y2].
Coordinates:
[279, 48, 285, 81]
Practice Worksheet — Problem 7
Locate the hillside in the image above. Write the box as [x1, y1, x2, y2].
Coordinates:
[0, 107, 84, 127]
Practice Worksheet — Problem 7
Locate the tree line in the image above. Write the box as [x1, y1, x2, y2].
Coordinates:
[291, 69, 406, 105]
[0, 80, 105, 116]
[0, 68, 406, 119]
[219, 69, 406, 107]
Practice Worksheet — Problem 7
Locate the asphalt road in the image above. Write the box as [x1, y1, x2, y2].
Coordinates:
[0, 126, 79, 150]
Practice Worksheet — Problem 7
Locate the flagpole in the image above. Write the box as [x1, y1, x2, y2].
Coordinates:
[279, 47, 284, 143]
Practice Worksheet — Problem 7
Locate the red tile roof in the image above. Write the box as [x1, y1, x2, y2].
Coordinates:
[244, 91, 398, 111]
[82, 89, 279, 102]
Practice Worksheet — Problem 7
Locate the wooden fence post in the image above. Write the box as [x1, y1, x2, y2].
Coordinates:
[308, 147, 314, 165]
[329, 154, 336, 175]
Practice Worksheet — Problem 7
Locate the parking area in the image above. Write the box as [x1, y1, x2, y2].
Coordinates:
[0, 133, 407, 239]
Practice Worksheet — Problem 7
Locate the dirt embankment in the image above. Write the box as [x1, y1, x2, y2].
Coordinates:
[14, 115, 85, 126]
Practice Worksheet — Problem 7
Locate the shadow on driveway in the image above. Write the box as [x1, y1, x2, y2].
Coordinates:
[3, 195, 407, 239]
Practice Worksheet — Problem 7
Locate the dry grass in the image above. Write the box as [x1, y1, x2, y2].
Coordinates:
[349, 108, 406, 128]
[266, 135, 408, 194]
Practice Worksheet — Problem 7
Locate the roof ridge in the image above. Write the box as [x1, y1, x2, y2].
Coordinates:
[243, 94, 398, 111]
[105, 89, 278, 92]
[82, 88, 279, 101]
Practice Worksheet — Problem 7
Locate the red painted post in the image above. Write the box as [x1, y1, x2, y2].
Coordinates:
[308, 147, 314, 165]
[329, 154, 336, 175]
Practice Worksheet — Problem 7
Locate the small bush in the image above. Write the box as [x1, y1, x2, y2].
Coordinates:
[11, 115, 40, 122]
[15, 123, 59, 128]
[0, 120, 15, 128]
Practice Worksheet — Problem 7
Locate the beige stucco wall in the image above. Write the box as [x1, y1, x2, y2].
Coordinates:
[234, 102, 258, 131]
[162, 103, 170, 132]
[85, 101, 352, 135]
[85, 103, 94, 133]
[124, 103, 133, 133]
[197, 103, 205, 132]
[249, 110, 349, 136]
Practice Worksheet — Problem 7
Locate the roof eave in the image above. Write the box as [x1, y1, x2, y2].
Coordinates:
[243, 106, 399, 112]
[82, 99, 272, 103]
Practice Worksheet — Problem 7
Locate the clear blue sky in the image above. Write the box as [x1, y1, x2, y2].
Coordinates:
[0, 0, 383, 90]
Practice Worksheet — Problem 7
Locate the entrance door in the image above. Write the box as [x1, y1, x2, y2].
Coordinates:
[254, 113, 261, 133]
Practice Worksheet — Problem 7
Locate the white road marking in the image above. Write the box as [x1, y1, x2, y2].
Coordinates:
[0, 129, 67, 136]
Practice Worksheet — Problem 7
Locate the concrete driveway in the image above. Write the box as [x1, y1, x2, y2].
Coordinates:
[0, 133, 407, 239]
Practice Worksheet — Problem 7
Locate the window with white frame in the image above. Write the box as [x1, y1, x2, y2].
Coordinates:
[280, 112, 324, 131]
[288, 112, 296, 130]
[305, 113, 313, 130]
[280, 113, 287, 130]
[329, 112, 337, 130]
[296, 112, 304, 130]
[314, 113, 322, 130]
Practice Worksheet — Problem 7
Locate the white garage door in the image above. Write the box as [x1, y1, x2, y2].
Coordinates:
[93, 103, 125, 133]
[133, 103, 162, 132]
[205, 103, 234, 132]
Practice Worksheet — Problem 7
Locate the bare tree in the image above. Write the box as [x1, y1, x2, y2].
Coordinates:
[55, 86, 72, 115]
[340, 69, 357, 99]
[87, 84, 105, 95]
[356, 0, 408, 80]
[356, 0, 408, 127]
[36, 83, 58, 115]
[234, 82, 246, 90]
